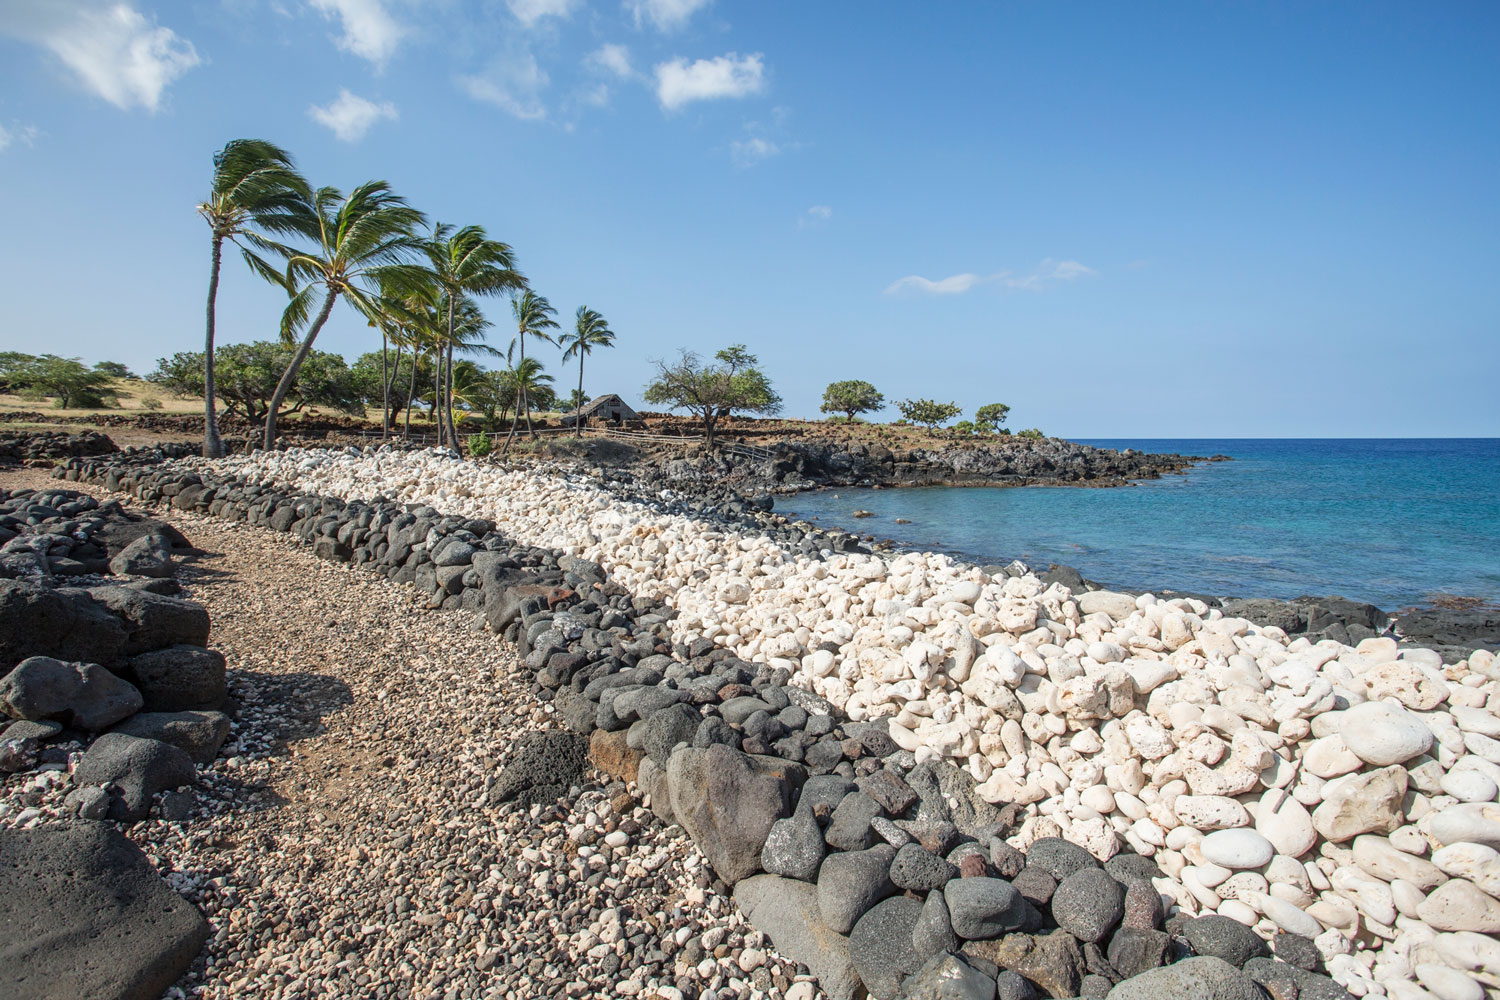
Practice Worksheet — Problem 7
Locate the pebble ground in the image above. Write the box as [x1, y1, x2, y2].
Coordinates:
[0, 468, 820, 1000]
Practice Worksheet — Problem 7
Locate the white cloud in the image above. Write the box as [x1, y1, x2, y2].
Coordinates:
[458, 51, 549, 120]
[0, 1, 200, 112]
[0, 123, 39, 152]
[808, 205, 832, 220]
[798, 204, 831, 228]
[589, 43, 633, 78]
[655, 52, 765, 110]
[627, 0, 711, 31]
[731, 135, 778, 167]
[307, 88, 398, 141]
[884, 259, 1097, 296]
[507, 0, 579, 27]
[309, 0, 406, 69]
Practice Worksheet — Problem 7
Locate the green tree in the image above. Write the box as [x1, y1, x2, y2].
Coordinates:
[502, 290, 560, 451]
[559, 306, 616, 437]
[150, 342, 362, 422]
[567, 387, 588, 410]
[420, 223, 524, 448]
[642, 348, 783, 448]
[267, 181, 426, 450]
[896, 398, 962, 430]
[93, 361, 134, 379]
[1017, 427, 1045, 439]
[820, 380, 884, 421]
[973, 403, 1011, 434]
[0, 352, 36, 393]
[198, 139, 310, 458]
[17, 355, 119, 408]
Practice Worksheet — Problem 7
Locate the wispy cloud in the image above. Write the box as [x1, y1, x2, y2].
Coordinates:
[307, 88, 398, 141]
[0, 123, 40, 152]
[798, 204, 832, 228]
[459, 50, 549, 120]
[309, 0, 406, 69]
[507, 0, 580, 27]
[589, 42, 633, 78]
[731, 135, 778, 167]
[655, 52, 765, 110]
[627, 0, 711, 32]
[0, 1, 199, 112]
[884, 259, 1097, 296]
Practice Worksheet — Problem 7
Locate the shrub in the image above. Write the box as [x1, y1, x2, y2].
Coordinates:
[139, 395, 164, 411]
[467, 432, 493, 458]
[1017, 428, 1045, 439]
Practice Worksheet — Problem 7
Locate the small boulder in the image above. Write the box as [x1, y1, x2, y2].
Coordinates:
[761, 804, 826, 882]
[817, 843, 898, 934]
[1181, 914, 1270, 967]
[72, 732, 197, 822]
[667, 744, 802, 885]
[0, 823, 209, 1000]
[900, 951, 997, 1000]
[945, 876, 1030, 940]
[1051, 868, 1125, 943]
[109, 533, 174, 578]
[849, 895, 925, 999]
[116, 645, 226, 712]
[1104, 955, 1263, 999]
[109, 711, 231, 763]
[734, 874, 862, 1000]
[0, 656, 142, 730]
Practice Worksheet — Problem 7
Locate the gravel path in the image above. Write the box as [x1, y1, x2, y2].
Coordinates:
[0, 468, 816, 1000]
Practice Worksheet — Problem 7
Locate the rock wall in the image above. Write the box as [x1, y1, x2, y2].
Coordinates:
[47, 448, 1500, 1000]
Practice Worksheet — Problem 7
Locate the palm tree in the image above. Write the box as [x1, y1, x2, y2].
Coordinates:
[265, 182, 426, 450]
[559, 306, 616, 438]
[197, 139, 309, 458]
[421, 224, 524, 448]
[502, 290, 559, 451]
[502, 357, 553, 448]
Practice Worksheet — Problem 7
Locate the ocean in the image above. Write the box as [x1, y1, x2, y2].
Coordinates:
[778, 438, 1500, 610]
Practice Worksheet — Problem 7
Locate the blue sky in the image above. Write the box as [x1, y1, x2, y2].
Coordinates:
[1, 0, 1496, 437]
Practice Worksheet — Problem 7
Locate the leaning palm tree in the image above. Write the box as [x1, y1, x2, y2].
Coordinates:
[421, 224, 525, 448]
[559, 306, 616, 438]
[502, 357, 553, 448]
[435, 295, 496, 442]
[502, 290, 559, 451]
[264, 182, 425, 450]
[197, 139, 309, 457]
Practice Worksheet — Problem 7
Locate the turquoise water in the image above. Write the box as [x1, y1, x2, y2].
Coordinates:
[781, 439, 1500, 609]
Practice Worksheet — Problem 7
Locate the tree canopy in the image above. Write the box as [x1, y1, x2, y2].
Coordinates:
[973, 403, 1011, 433]
[820, 380, 885, 420]
[4, 355, 120, 408]
[643, 346, 782, 447]
[150, 342, 363, 422]
[896, 398, 963, 430]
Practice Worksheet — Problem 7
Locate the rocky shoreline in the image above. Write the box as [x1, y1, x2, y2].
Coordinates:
[5, 444, 1495, 999]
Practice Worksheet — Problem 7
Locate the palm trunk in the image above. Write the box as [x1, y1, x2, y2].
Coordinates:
[575, 354, 585, 439]
[203, 235, 225, 458]
[380, 329, 390, 439]
[264, 289, 338, 450]
[384, 343, 403, 435]
[446, 341, 458, 450]
[432, 352, 442, 445]
[404, 350, 418, 438]
[501, 331, 525, 454]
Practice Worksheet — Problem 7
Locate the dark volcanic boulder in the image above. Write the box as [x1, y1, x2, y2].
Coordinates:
[849, 895, 925, 999]
[1104, 955, 1264, 999]
[1181, 914, 1270, 967]
[116, 645, 226, 712]
[901, 952, 998, 1000]
[79, 586, 210, 655]
[109, 710, 232, 763]
[108, 533, 174, 578]
[734, 874, 862, 1000]
[1051, 867, 1125, 943]
[667, 744, 802, 885]
[71, 732, 197, 822]
[0, 579, 126, 671]
[0, 656, 142, 730]
[0, 823, 209, 1000]
[490, 729, 589, 808]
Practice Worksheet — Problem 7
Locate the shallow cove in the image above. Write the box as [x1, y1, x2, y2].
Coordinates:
[780, 438, 1500, 608]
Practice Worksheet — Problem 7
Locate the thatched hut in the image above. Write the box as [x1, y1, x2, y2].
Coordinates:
[563, 394, 643, 427]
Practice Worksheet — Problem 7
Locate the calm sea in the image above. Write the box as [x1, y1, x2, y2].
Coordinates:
[779, 439, 1500, 610]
